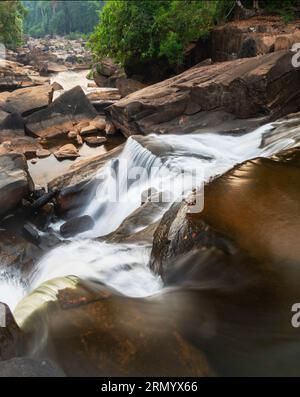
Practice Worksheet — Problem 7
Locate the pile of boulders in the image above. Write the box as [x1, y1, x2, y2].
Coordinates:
[92, 58, 147, 97]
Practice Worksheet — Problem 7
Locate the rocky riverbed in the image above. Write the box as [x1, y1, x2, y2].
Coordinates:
[1, 28, 300, 377]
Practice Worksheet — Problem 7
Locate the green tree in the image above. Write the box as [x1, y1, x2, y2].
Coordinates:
[23, 1, 104, 37]
[89, 0, 225, 67]
[0, 0, 26, 48]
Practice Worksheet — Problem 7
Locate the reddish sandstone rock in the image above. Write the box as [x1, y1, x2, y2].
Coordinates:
[107, 51, 300, 137]
[25, 86, 98, 140]
[0, 84, 56, 117]
[54, 144, 79, 160]
[210, 16, 300, 61]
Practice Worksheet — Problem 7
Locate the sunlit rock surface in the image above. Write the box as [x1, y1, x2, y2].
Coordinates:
[107, 51, 300, 137]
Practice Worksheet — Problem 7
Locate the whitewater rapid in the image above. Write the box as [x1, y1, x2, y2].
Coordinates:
[1, 119, 300, 312]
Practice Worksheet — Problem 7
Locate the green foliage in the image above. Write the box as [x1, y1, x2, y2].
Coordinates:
[89, 0, 223, 67]
[0, 0, 27, 48]
[260, 0, 300, 22]
[23, 1, 105, 37]
[89, 0, 300, 68]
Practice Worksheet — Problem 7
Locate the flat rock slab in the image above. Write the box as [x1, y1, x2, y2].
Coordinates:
[25, 86, 98, 140]
[107, 51, 300, 137]
[86, 88, 121, 101]
[0, 153, 32, 219]
[0, 84, 55, 116]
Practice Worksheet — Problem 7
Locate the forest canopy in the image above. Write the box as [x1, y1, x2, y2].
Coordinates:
[23, 0, 104, 38]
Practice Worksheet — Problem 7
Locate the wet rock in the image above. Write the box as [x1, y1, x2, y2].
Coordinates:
[54, 144, 79, 160]
[0, 229, 42, 270]
[0, 304, 24, 360]
[15, 278, 213, 377]
[151, 146, 300, 295]
[22, 223, 41, 245]
[107, 51, 300, 137]
[0, 358, 65, 377]
[48, 145, 124, 217]
[60, 215, 95, 238]
[0, 153, 33, 219]
[49, 144, 123, 192]
[83, 136, 107, 147]
[25, 86, 98, 140]
[105, 199, 168, 244]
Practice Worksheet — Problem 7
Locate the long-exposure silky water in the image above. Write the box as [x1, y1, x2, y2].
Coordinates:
[1, 117, 300, 314]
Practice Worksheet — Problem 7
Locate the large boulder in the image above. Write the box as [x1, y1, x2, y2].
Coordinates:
[48, 145, 123, 216]
[0, 229, 42, 270]
[92, 58, 126, 88]
[107, 51, 300, 137]
[15, 277, 213, 377]
[0, 111, 42, 159]
[0, 111, 25, 145]
[25, 86, 98, 140]
[60, 215, 95, 238]
[150, 146, 300, 296]
[0, 84, 57, 117]
[0, 111, 42, 158]
[147, 146, 300, 376]
[115, 78, 147, 98]
[0, 153, 33, 219]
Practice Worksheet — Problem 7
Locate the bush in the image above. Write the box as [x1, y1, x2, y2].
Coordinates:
[89, 0, 222, 67]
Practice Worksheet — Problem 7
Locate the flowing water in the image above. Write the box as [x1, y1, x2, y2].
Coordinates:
[1, 117, 300, 313]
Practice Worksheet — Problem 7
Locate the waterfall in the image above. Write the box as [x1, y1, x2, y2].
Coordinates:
[79, 121, 297, 238]
[29, 241, 162, 298]
[2, 119, 300, 312]
[82, 137, 163, 237]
